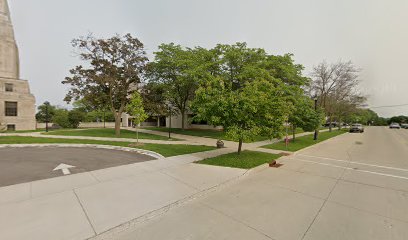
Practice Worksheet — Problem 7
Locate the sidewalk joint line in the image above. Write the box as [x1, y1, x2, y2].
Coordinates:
[301, 144, 355, 240]
[73, 189, 97, 236]
[200, 202, 276, 240]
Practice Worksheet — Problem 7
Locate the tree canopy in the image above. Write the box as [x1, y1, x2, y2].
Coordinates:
[63, 33, 148, 136]
[191, 43, 307, 153]
[289, 96, 324, 141]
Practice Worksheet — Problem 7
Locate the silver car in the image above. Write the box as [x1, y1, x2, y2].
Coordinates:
[350, 124, 364, 133]
[389, 123, 401, 129]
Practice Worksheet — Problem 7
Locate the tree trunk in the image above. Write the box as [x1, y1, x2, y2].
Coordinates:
[181, 110, 185, 130]
[292, 125, 296, 143]
[329, 115, 333, 132]
[238, 139, 243, 154]
[114, 112, 121, 137]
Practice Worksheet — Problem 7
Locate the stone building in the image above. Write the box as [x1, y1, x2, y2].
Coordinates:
[0, 0, 36, 131]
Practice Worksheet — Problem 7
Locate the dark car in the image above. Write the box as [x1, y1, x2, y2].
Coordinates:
[389, 123, 401, 129]
[401, 124, 408, 129]
[350, 124, 364, 133]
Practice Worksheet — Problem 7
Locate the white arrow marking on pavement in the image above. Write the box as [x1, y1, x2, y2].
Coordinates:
[53, 163, 76, 175]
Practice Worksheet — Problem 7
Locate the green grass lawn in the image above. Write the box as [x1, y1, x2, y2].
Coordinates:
[43, 128, 178, 141]
[196, 150, 281, 169]
[262, 129, 347, 152]
[146, 127, 305, 143]
[147, 127, 225, 138]
[0, 136, 214, 157]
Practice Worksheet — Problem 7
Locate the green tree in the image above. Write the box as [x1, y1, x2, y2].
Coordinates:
[191, 43, 307, 153]
[68, 109, 86, 128]
[36, 102, 57, 123]
[344, 108, 380, 125]
[388, 115, 408, 124]
[83, 110, 115, 123]
[126, 92, 148, 143]
[147, 43, 200, 129]
[289, 96, 323, 141]
[53, 109, 70, 128]
[193, 77, 291, 154]
[374, 117, 388, 126]
[140, 82, 169, 118]
[63, 33, 148, 136]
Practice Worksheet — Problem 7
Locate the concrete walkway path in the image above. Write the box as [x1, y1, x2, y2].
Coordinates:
[0, 147, 253, 240]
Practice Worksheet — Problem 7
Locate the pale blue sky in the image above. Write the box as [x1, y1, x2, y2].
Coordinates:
[8, 0, 408, 117]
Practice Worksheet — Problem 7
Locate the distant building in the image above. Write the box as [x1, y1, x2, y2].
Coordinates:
[0, 0, 36, 131]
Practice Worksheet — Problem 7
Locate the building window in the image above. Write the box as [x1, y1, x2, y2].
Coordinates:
[7, 124, 16, 131]
[5, 83, 13, 92]
[5, 102, 18, 116]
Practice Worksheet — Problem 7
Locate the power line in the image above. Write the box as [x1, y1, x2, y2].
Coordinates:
[368, 103, 408, 109]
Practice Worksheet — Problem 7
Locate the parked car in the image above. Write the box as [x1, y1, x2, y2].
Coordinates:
[350, 124, 364, 133]
[401, 123, 408, 129]
[389, 123, 401, 129]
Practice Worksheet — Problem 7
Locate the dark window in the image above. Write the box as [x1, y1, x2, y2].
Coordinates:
[7, 124, 15, 131]
[5, 102, 18, 116]
[5, 83, 13, 92]
[144, 116, 157, 123]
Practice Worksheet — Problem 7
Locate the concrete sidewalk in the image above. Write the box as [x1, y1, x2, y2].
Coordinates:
[0, 148, 250, 240]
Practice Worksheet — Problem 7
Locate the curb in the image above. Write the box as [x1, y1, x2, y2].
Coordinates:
[0, 144, 165, 159]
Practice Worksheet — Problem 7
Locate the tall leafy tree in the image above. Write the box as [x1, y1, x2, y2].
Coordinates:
[193, 77, 291, 154]
[289, 96, 323, 141]
[147, 43, 199, 129]
[140, 82, 168, 118]
[68, 109, 85, 128]
[191, 43, 308, 153]
[36, 102, 57, 123]
[63, 33, 148, 136]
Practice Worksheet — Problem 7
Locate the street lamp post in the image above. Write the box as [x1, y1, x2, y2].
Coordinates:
[167, 103, 172, 139]
[313, 97, 318, 140]
[44, 101, 50, 133]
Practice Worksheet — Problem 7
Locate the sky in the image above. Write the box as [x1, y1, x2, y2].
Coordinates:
[7, 0, 408, 117]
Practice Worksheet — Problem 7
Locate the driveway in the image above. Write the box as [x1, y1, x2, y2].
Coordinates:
[0, 146, 156, 187]
[114, 127, 408, 240]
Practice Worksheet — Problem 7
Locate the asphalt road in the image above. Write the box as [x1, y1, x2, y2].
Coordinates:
[0, 146, 156, 187]
[299, 126, 408, 169]
[115, 127, 408, 240]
